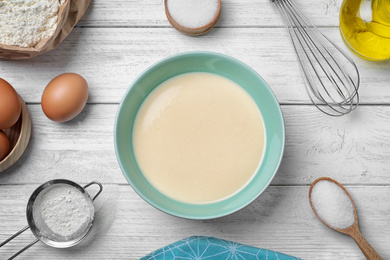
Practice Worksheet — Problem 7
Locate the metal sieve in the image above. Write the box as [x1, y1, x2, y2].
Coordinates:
[0, 179, 103, 260]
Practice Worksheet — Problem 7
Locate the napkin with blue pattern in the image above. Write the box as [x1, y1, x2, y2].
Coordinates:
[141, 236, 301, 260]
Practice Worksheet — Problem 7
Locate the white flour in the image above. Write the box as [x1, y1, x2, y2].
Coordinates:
[37, 184, 93, 237]
[0, 0, 65, 47]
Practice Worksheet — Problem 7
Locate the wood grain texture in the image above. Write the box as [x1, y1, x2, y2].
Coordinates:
[0, 185, 388, 260]
[78, 0, 343, 27]
[0, 0, 389, 259]
[349, 229, 383, 260]
[0, 28, 389, 104]
[0, 104, 390, 186]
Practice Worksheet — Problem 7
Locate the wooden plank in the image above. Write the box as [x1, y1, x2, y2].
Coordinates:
[0, 28, 389, 104]
[79, 0, 343, 27]
[0, 104, 390, 185]
[0, 184, 388, 259]
[1, 1, 388, 260]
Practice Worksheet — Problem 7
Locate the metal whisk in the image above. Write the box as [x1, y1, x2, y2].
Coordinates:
[272, 0, 360, 116]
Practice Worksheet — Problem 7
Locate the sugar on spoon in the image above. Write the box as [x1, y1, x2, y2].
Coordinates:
[309, 177, 382, 260]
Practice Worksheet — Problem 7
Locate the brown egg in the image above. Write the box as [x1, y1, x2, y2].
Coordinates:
[0, 78, 21, 129]
[0, 130, 10, 161]
[41, 73, 89, 122]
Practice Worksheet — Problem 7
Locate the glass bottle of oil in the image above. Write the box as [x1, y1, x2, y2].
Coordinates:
[340, 0, 390, 61]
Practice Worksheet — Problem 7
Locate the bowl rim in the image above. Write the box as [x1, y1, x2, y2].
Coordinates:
[114, 51, 285, 219]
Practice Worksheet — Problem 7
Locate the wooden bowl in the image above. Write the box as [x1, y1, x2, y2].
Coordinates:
[0, 97, 32, 172]
[164, 0, 222, 36]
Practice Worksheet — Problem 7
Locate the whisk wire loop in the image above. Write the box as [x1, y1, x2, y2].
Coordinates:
[288, 2, 351, 110]
[276, 1, 335, 112]
[288, 0, 358, 102]
[273, 0, 360, 116]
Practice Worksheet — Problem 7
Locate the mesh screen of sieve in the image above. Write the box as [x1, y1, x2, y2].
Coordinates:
[32, 183, 95, 243]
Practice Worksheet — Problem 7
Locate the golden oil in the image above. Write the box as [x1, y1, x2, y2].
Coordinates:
[340, 0, 390, 61]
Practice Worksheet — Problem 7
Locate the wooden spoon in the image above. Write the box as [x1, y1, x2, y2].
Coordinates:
[164, 0, 221, 36]
[309, 177, 382, 260]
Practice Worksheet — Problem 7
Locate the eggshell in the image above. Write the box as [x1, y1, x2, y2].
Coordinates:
[41, 73, 89, 122]
[0, 78, 21, 129]
[0, 130, 10, 161]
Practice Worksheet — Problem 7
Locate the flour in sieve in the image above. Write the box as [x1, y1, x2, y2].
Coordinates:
[38, 184, 94, 237]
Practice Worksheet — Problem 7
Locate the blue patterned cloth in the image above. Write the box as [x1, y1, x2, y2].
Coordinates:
[141, 236, 301, 260]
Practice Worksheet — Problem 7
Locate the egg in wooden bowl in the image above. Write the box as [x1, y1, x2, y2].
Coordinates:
[0, 78, 32, 172]
[0, 96, 32, 173]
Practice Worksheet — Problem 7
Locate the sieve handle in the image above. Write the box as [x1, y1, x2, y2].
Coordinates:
[83, 181, 103, 201]
[0, 226, 29, 248]
[0, 225, 39, 260]
[7, 239, 39, 260]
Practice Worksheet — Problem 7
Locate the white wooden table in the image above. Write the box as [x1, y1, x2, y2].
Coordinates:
[1, 0, 389, 259]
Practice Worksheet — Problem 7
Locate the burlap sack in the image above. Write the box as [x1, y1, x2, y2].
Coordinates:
[0, 0, 91, 60]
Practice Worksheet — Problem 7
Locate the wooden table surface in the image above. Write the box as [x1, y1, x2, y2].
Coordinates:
[1, 0, 390, 259]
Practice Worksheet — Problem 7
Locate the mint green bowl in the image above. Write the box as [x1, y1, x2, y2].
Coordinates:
[114, 51, 285, 219]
